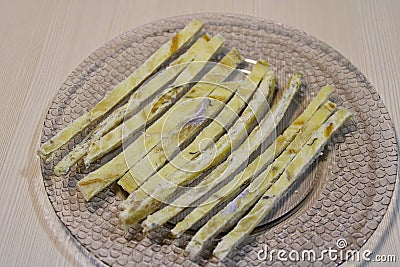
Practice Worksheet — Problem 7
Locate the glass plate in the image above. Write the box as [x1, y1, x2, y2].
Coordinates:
[39, 14, 398, 266]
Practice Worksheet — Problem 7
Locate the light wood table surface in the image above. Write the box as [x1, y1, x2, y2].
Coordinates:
[0, 0, 399, 266]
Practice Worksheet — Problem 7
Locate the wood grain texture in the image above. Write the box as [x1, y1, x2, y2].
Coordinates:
[0, 0, 398, 266]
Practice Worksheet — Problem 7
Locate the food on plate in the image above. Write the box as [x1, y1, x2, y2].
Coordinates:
[39, 18, 353, 262]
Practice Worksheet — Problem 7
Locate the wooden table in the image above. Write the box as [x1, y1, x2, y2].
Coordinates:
[0, 0, 398, 266]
